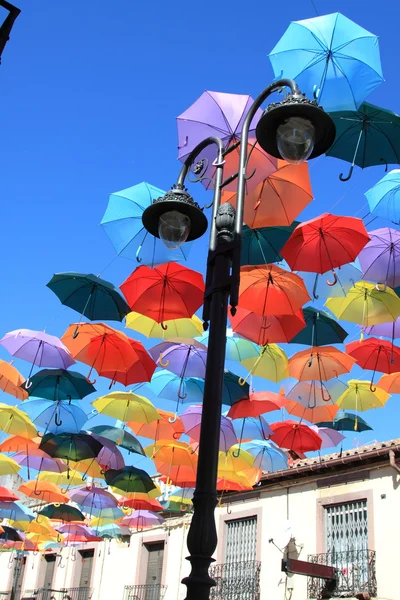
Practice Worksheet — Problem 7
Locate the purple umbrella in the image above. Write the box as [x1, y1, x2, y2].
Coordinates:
[13, 452, 68, 474]
[121, 509, 165, 530]
[0, 329, 75, 387]
[180, 405, 238, 452]
[90, 434, 125, 471]
[358, 228, 400, 289]
[56, 523, 95, 536]
[177, 91, 277, 191]
[310, 426, 345, 450]
[149, 341, 207, 379]
[69, 485, 118, 510]
[364, 317, 400, 339]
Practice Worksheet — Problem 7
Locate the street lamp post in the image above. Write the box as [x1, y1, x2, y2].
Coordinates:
[0, 0, 21, 62]
[142, 78, 336, 600]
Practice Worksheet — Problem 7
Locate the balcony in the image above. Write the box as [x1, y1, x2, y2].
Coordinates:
[209, 560, 261, 600]
[122, 585, 167, 600]
[21, 588, 93, 600]
[307, 550, 377, 598]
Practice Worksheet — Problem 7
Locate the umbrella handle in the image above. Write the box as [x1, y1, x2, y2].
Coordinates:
[58, 555, 65, 569]
[72, 325, 80, 339]
[25, 378, 32, 389]
[326, 271, 338, 287]
[180, 504, 188, 512]
[178, 378, 187, 400]
[178, 136, 188, 150]
[238, 376, 247, 387]
[339, 165, 354, 182]
[312, 274, 319, 300]
[370, 381, 377, 393]
[172, 431, 182, 440]
[86, 375, 97, 385]
[57, 534, 62, 543]
[168, 414, 178, 424]
[54, 413, 63, 427]
[135, 245, 143, 263]
[159, 353, 169, 367]
[256, 481, 262, 487]
[232, 447, 241, 458]
[380, 157, 388, 172]
[226, 504, 232, 515]
[375, 282, 387, 292]
[161, 322, 168, 331]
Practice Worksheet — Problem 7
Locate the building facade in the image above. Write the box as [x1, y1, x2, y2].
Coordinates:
[1, 439, 399, 600]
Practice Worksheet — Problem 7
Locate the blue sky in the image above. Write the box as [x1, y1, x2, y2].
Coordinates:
[1, 0, 400, 475]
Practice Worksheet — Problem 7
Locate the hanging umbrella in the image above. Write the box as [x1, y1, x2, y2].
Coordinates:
[231, 416, 272, 442]
[240, 344, 289, 383]
[92, 391, 159, 424]
[87, 425, 144, 455]
[230, 307, 305, 346]
[126, 312, 204, 339]
[365, 169, 400, 223]
[69, 486, 118, 511]
[0, 435, 40, 453]
[269, 13, 383, 112]
[289, 346, 355, 381]
[0, 454, 20, 476]
[335, 380, 389, 412]
[346, 338, 400, 389]
[325, 281, 400, 327]
[377, 372, 400, 394]
[218, 447, 255, 481]
[269, 421, 322, 453]
[118, 495, 163, 512]
[70, 458, 104, 479]
[121, 509, 165, 530]
[95, 524, 131, 539]
[120, 262, 204, 327]
[281, 214, 370, 284]
[13, 451, 68, 474]
[316, 411, 372, 432]
[128, 410, 183, 442]
[240, 223, 299, 265]
[38, 470, 86, 487]
[0, 329, 75, 386]
[21, 368, 96, 400]
[0, 526, 23, 542]
[285, 379, 348, 407]
[18, 481, 69, 504]
[222, 161, 313, 228]
[180, 406, 238, 452]
[21, 399, 87, 434]
[39, 504, 85, 522]
[0, 501, 35, 522]
[227, 391, 288, 419]
[242, 440, 288, 472]
[327, 102, 400, 181]
[284, 400, 339, 424]
[309, 426, 345, 449]
[101, 182, 193, 265]
[184, 371, 250, 406]
[238, 264, 310, 316]
[363, 317, 400, 341]
[358, 228, 400, 289]
[139, 371, 204, 408]
[0, 360, 28, 400]
[87, 506, 125, 521]
[104, 466, 157, 495]
[39, 432, 103, 463]
[149, 341, 208, 379]
[289, 307, 348, 346]
[197, 329, 260, 363]
[0, 404, 37, 439]
[146, 441, 198, 485]
[0, 487, 19, 502]
[90, 434, 128, 470]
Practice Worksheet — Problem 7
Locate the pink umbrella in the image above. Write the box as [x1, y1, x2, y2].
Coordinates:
[121, 509, 165, 531]
[180, 405, 238, 452]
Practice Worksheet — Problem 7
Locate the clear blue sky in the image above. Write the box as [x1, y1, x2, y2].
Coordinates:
[1, 0, 400, 469]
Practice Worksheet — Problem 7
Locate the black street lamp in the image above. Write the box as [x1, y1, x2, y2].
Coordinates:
[0, 0, 21, 63]
[142, 78, 335, 600]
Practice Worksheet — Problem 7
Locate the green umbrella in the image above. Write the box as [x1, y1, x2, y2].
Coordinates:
[87, 425, 144, 455]
[240, 223, 299, 266]
[290, 307, 348, 346]
[47, 272, 130, 326]
[316, 411, 372, 432]
[327, 102, 400, 181]
[39, 432, 103, 462]
[21, 368, 96, 400]
[39, 503, 85, 522]
[104, 466, 156, 494]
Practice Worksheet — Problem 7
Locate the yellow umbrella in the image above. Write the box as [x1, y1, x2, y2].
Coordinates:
[92, 391, 159, 423]
[325, 281, 400, 327]
[13, 517, 57, 537]
[0, 403, 37, 439]
[126, 312, 204, 339]
[218, 446, 255, 480]
[110, 486, 161, 500]
[26, 532, 62, 545]
[69, 459, 104, 480]
[0, 453, 20, 475]
[336, 380, 390, 412]
[239, 344, 289, 384]
[38, 470, 86, 487]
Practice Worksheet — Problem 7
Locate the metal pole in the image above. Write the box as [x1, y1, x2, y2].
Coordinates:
[0, 0, 21, 61]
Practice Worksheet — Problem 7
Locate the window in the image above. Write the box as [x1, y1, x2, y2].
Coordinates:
[225, 516, 257, 563]
[325, 500, 368, 553]
[144, 542, 165, 600]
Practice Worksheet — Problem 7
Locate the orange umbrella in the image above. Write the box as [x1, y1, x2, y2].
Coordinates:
[227, 391, 289, 419]
[146, 441, 198, 485]
[289, 346, 356, 381]
[269, 420, 322, 452]
[0, 361, 28, 400]
[222, 161, 313, 228]
[128, 410, 184, 442]
[238, 264, 310, 316]
[378, 372, 400, 394]
[284, 400, 339, 423]
[230, 306, 306, 345]
[18, 480, 69, 504]
[0, 435, 40, 453]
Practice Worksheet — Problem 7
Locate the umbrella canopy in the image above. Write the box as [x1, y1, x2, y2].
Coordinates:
[285, 379, 348, 407]
[289, 307, 348, 346]
[325, 281, 400, 326]
[21, 368, 96, 400]
[378, 372, 400, 394]
[0, 435, 39, 453]
[47, 272, 130, 322]
[120, 262, 204, 326]
[300, 262, 362, 300]
[104, 466, 157, 494]
[238, 264, 310, 316]
[269, 421, 322, 453]
[38, 470, 86, 487]
[0, 501, 35, 522]
[126, 313, 204, 339]
[180, 406, 238, 452]
[128, 409, 183, 442]
[0, 454, 20, 476]
[222, 161, 313, 228]
[146, 441, 198, 485]
[240, 344, 289, 383]
[316, 411, 372, 432]
[346, 339, 400, 389]
[218, 447, 255, 479]
[269, 13, 383, 112]
[21, 399, 87, 434]
[87, 425, 144, 455]
[284, 400, 339, 424]
[0, 486, 19, 502]
[13, 451, 68, 474]
[121, 509, 165, 530]
[335, 380, 390, 411]
[101, 182, 192, 265]
[358, 228, 400, 289]
[242, 441, 288, 472]
[0, 526, 23, 542]
[227, 391, 288, 419]
[69, 486, 118, 510]
[230, 307, 305, 346]
[363, 317, 400, 339]
[289, 346, 356, 381]
[91, 434, 128, 469]
[39, 503, 85, 522]
[184, 371, 249, 407]
[197, 329, 260, 363]
[232, 416, 272, 441]
[240, 223, 299, 266]
[118, 495, 163, 512]
[281, 214, 370, 276]
[18, 481, 68, 504]
[365, 169, 400, 223]
[150, 341, 208, 379]
[0, 360, 28, 400]
[92, 391, 159, 424]
[39, 432, 103, 462]
[327, 103, 400, 181]
[309, 426, 345, 449]
[0, 404, 37, 439]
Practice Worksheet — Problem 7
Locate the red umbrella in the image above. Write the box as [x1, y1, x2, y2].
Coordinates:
[269, 420, 322, 453]
[281, 213, 370, 283]
[230, 306, 306, 345]
[346, 337, 400, 390]
[120, 262, 204, 327]
[0, 486, 19, 502]
[118, 497, 163, 511]
[227, 391, 289, 419]
[99, 339, 156, 386]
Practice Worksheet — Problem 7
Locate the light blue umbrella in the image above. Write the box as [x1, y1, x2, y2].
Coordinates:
[242, 440, 288, 472]
[100, 182, 193, 266]
[365, 169, 400, 223]
[137, 371, 204, 412]
[232, 416, 272, 441]
[268, 12, 383, 112]
[95, 523, 131, 538]
[298, 261, 362, 299]
[21, 398, 88, 434]
[0, 501, 35, 522]
[196, 328, 260, 361]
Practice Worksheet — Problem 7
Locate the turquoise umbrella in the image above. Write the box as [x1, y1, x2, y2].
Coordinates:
[21, 368, 96, 400]
[196, 329, 260, 362]
[365, 169, 400, 224]
[289, 307, 348, 346]
[316, 411, 372, 432]
[240, 223, 298, 266]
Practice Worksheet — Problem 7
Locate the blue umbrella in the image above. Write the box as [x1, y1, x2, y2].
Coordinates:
[196, 328, 260, 362]
[242, 440, 288, 472]
[365, 169, 400, 223]
[21, 398, 88, 434]
[232, 416, 272, 441]
[100, 182, 193, 266]
[268, 12, 383, 112]
[137, 371, 204, 410]
[0, 501, 35, 522]
[298, 261, 361, 299]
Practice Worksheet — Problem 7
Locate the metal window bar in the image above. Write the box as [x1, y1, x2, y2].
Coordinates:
[325, 500, 368, 555]
[122, 584, 167, 600]
[26, 588, 94, 600]
[225, 517, 257, 564]
[209, 560, 261, 600]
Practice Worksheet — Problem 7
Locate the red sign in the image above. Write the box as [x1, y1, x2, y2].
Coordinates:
[282, 558, 337, 580]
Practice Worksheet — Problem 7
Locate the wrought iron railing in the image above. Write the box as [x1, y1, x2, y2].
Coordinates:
[122, 585, 167, 600]
[209, 560, 261, 600]
[22, 589, 93, 600]
[307, 549, 377, 598]
[0, 593, 10, 600]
